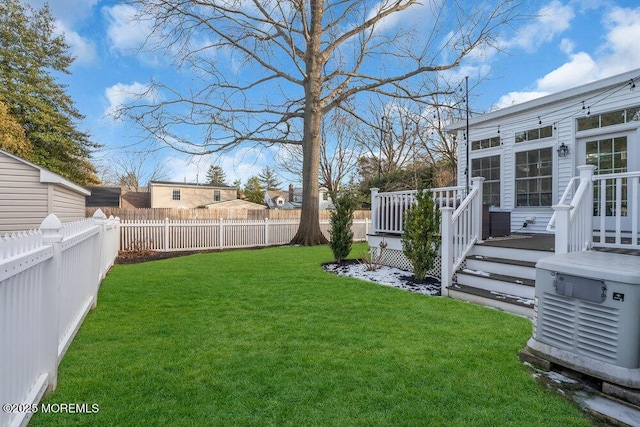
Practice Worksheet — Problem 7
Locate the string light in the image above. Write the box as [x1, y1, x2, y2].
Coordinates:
[455, 74, 639, 133]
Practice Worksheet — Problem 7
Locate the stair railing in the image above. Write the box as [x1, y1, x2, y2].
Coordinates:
[549, 165, 595, 254]
[440, 177, 484, 295]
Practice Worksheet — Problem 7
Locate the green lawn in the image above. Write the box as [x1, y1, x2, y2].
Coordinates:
[32, 244, 592, 426]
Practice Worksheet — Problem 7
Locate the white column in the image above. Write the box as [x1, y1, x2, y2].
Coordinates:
[578, 165, 596, 249]
[471, 177, 485, 243]
[370, 188, 379, 234]
[552, 204, 573, 254]
[440, 207, 454, 297]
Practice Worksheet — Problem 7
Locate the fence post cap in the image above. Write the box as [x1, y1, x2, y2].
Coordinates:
[92, 209, 107, 221]
[40, 214, 63, 243]
[40, 213, 63, 231]
[552, 204, 574, 211]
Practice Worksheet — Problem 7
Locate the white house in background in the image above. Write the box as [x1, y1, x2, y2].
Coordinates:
[266, 184, 335, 209]
[0, 149, 90, 233]
[447, 68, 640, 234]
[368, 68, 640, 317]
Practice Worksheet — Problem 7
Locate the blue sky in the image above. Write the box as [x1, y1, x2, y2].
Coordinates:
[24, 0, 640, 187]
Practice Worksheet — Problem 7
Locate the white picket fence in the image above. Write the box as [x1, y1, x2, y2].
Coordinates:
[0, 210, 120, 427]
[120, 218, 371, 252]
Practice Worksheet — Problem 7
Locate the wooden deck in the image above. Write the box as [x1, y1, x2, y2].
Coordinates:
[478, 233, 640, 256]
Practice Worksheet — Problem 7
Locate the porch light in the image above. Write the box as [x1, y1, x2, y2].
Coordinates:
[557, 142, 569, 158]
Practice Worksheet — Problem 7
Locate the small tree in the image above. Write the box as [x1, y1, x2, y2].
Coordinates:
[402, 189, 441, 280]
[243, 176, 264, 205]
[258, 167, 282, 191]
[329, 190, 359, 262]
[206, 165, 227, 185]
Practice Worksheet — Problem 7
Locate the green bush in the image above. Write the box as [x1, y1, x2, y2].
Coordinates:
[329, 190, 359, 262]
[402, 189, 441, 280]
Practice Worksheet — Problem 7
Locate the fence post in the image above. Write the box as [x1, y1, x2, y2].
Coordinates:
[370, 188, 379, 235]
[440, 207, 454, 297]
[164, 218, 170, 252]
[365, 217, 369, 236]
[471, 177, 485, 243]
[552, 204, 572, 254]
[264, 218, 269, 246]
[92, 210, 107, 307]
[40, 214, 63, 392]
[219, 218, 224, 249]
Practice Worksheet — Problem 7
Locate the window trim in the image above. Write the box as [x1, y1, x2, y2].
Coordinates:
[172, 189, 181, 201]
[514, 146, 553, 208]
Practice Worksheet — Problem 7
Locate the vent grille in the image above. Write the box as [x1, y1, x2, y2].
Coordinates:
[576, 302, 619, 362]
[539, 293, 576, 348]
[539, 293, 619, 363]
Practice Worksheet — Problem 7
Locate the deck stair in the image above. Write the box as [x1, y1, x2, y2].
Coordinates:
[449, 234, 555, 318]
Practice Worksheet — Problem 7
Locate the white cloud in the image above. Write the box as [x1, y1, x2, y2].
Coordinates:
[535, 52, 597, 92]
[104, 82, 156, 118]
[104, 4, 152, 55]
[492, 4, 640, 109]
[54, 21, 96, 65]
[493, 91, 549, 110]
[501, 0, 574, 52]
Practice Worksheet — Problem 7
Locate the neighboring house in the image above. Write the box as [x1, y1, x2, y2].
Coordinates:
[264, 190, 296, 209]
[149, 181, 236, 208]
[0, 149, 90, 233]
[287, 185, 334, 209]
[86, 186, 122, 208]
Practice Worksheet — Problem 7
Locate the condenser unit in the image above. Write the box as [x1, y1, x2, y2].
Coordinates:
[527, 251, 640, 389]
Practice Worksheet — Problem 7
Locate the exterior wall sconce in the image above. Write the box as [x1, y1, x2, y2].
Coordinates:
[557, 142, 569, 158]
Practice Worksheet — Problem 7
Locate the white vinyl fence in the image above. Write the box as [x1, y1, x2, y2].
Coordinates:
[120, 218, 370, 252]
[0, 210, 120, 427]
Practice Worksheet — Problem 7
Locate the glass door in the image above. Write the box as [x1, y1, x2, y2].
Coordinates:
[578, 132, 635, 233]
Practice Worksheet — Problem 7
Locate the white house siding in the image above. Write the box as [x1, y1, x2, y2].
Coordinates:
[452, 69, 640, 234]
[0, 153, 49, 233]
[52, 185, 87, 222]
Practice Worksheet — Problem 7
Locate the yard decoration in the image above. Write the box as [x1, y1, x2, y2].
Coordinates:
[329, 190, 360, 262]
[402, 188, 441, 280]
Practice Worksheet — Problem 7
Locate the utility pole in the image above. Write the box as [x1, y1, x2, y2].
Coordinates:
[465, 75, 470, 195]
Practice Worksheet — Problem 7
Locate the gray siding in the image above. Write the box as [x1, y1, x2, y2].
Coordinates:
[0, 154, 48, 233]
[52, 186, 86, 222]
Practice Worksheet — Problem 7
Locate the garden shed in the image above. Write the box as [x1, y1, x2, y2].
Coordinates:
[0, 149, 90, 233]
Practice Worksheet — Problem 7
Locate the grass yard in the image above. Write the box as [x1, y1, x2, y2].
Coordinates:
[32, 244, 593, 426]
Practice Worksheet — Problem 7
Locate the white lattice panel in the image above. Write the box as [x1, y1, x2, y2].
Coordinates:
[370, 247, 442, 278]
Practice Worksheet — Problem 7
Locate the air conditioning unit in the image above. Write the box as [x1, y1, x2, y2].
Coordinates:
[527, 251, 640, 389]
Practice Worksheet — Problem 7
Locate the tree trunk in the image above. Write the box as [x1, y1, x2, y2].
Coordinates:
[291, 0, 328, 246]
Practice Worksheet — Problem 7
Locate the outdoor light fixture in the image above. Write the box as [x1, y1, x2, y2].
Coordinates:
[557, 142, 569, 158]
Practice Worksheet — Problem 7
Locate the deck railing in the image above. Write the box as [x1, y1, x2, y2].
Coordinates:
[370, 186, 466, 235]
[0, 210, 120, 427]
[440, 177, 484, 295]
[549, 166, 640, 253]
[369, 180, 482, 295]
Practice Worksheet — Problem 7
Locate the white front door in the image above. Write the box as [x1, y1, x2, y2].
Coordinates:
[577, 131, 637, 233]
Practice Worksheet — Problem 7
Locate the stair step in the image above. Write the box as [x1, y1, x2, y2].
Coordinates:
[466, 255, 537, 269]
[465, 255, 537, 280]
[471, 245, 552, 263]
[448, 283, 534, 318]
[456, 269, 534, 300]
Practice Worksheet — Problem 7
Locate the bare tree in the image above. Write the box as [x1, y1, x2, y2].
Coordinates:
[97, 151, 169, 191]
[277, 108, 361, 197]
[120, 0, 525, 245]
